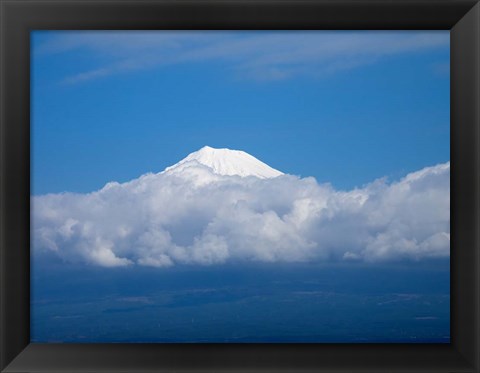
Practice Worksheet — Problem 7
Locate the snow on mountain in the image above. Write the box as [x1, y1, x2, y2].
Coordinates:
[163, 146, 284, 179]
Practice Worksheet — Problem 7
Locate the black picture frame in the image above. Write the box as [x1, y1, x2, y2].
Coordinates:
[1, 0, 479, 372]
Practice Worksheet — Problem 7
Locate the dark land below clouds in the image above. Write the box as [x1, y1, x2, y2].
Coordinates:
[31, 255, 450, 343]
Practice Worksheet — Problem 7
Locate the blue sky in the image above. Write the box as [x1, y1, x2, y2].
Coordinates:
[31, 31, 449, 195]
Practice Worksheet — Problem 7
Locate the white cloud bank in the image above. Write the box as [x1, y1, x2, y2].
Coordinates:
[32, 160, 450, 268]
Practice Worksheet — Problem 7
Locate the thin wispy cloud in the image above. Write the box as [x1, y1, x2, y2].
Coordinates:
[34, 31, 449, 84]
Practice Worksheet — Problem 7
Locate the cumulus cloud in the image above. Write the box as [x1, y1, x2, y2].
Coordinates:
[32, 162, 450, 267]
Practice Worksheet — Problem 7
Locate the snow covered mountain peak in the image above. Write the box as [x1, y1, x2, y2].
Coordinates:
[164, 146, 284, 179]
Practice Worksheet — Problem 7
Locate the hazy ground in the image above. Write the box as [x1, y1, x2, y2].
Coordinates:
[31, 256, 450, 343]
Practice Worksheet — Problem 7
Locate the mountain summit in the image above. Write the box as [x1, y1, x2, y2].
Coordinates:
[164, 146, 284, 179]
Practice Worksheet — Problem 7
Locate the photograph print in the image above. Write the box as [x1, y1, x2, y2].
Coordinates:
[31, 30, 450, 343]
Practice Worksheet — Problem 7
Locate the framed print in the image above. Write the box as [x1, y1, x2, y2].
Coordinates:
[1, 0, 479, 372]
